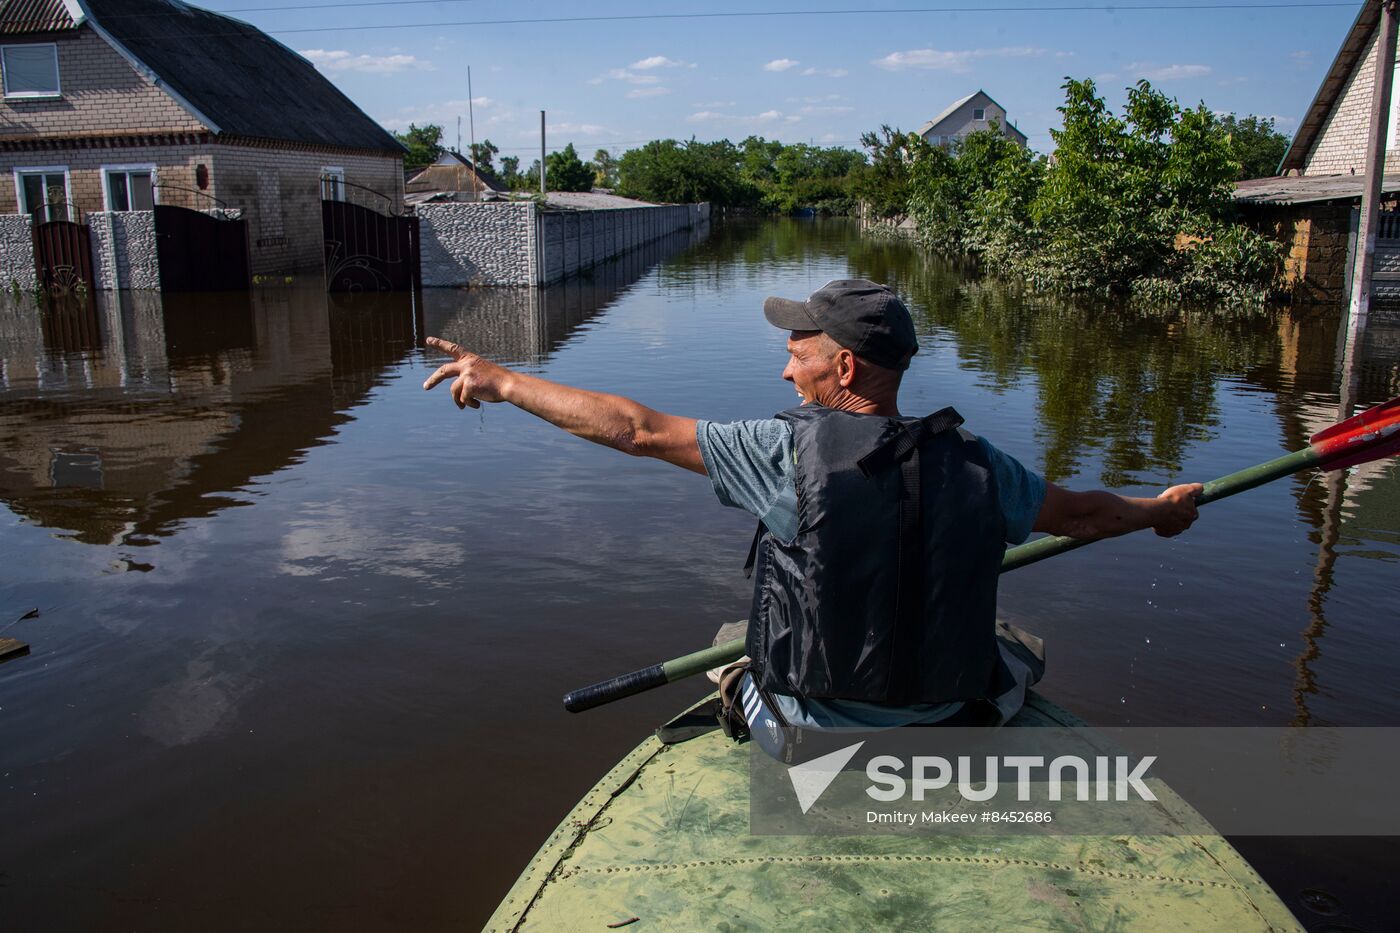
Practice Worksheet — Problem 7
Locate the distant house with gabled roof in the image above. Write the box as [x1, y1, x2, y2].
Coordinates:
[405, 151, 509, 201]
[916, 90, 1029, 149]
[0, 0, 405, 276]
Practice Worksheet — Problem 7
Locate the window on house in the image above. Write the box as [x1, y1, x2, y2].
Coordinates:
[16, 167, 68, 222]
[2, 44, 60, 98]
[104, 167, 155, 211]
[321, 168, 345, 202]
[973, 108, 986, 121]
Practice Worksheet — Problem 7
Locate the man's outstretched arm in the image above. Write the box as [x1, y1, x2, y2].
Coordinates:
[1033, 482, 1203, 540]
[422, 337, 705, 474]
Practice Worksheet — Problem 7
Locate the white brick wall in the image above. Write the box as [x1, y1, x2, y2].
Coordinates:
[1305, 28, 1400, 174]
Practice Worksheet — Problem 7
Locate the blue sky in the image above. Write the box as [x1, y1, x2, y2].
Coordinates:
[202, 0, 1362, 159]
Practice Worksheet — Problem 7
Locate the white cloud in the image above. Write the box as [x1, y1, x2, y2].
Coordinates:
[873, 46, 1044, 73]
[1130, 62, 1212, 81]
[627, 86, 671, 98]
[800, 104, 854, 115]
[630, 55, 694, 70]
[299, 48, 430, 74]
[1290, 50, 1312, 65]
[800, 67, 848, 77]
[687, 111, 726, 122]
[757, 109, 782, 120]
[763, 58, 800, 72]
[694, 99, 736, 108]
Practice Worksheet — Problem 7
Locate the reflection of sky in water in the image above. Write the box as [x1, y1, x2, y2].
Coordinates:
[0, 220, 1397, 931]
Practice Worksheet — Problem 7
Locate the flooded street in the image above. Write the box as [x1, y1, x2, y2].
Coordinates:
[2, 219, 1398, 930]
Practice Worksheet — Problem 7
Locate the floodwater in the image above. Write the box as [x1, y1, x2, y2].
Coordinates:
[1, 219, 1397, 931]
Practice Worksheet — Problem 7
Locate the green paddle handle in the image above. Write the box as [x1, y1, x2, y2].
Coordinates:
[1001, 446, 1320, 572]
[566, 444, 1326, 711]
[563, 640, 747, 712]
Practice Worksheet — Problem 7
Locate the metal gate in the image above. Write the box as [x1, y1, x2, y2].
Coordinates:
[31, 202, 94, 295]
[153, 203, 250, 292]
[321, 180, 420, 293]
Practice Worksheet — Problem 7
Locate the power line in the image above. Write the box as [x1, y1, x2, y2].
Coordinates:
[115, 3, 1356, 36]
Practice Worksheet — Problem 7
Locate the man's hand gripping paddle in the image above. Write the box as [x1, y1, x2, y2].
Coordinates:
[562, 395, 1400, 713]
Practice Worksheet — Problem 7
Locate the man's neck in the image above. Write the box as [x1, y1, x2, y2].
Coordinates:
[822, 391, 900, 417]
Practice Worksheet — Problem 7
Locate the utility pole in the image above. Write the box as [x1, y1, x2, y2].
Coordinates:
[540, 110, 548, 196]
[467, 66, 478, 199]
[1344, 0, 1399, 387]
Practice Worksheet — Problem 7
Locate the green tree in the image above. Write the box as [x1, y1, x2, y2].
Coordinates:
[500, 154, 521, 185]
[1220, 114, 1290, 179]
[894, 77, 1281, 304]
[545, 143, 595, 192]
[469, 139, 500, 173]
[593, 149, 619, 188]
[394, 123, 444, 171]
[850, 126, 925, 219]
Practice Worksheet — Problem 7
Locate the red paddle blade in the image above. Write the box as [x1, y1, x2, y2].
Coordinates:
[1310, 396, 1400, 471]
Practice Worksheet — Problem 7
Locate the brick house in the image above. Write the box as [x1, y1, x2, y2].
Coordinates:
[1233, 0, 1400, 306]
[0, 0, 405, 277]
[916, 91, 1028, 149]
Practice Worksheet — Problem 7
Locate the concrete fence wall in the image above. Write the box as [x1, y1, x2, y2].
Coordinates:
[535, 203, 709, 286]
[417, 200, 709, 288]
[0, 214, 37, 290]
[0, 207, 246, 292]
[417, 201, 537, 287]
[89, 211, 159, 290]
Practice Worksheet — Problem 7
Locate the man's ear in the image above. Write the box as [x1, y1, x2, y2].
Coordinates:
[836, 349, 857, 387]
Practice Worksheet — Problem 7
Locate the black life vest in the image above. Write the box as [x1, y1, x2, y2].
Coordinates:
[744, 404, 1006, 707]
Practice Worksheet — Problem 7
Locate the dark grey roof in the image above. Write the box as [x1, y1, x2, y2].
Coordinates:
[83, 0, 402, 153]
[1279, 0, 1380, 174]
[1233, 171, 1400, 205]
[0, 0, 79, 34]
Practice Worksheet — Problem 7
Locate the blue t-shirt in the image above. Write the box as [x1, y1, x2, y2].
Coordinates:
[696, 417, 1046, 728]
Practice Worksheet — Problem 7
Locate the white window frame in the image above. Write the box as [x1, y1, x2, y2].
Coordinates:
[1, 43, 61, 99]
[14, 164, 71, 221]
[100, 164, 159, 212]
[321, 166, 346, 202]
[972, 107, 986, 121]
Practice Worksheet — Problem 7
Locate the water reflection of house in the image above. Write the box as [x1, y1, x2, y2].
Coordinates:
[0, 226, 706, 548]
[0, 288, 416, 546]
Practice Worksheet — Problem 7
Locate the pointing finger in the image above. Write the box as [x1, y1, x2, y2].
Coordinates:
[426, 336, 468, 359]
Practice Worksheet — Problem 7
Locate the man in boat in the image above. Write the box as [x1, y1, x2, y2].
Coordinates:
[423, 279, 1201, 730]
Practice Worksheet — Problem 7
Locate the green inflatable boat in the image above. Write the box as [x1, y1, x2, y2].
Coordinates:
[485, 691, 1301, 932]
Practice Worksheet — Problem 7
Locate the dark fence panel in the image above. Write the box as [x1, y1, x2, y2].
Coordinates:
[153, 206, 250, 292]
[321, 200, 420, 293]
[33, 220, 93, 295]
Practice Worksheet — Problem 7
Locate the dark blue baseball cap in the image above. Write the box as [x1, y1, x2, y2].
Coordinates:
[763, 278, 918, 371]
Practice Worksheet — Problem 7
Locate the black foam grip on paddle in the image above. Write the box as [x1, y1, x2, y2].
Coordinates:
[563, 663, 669, 713]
